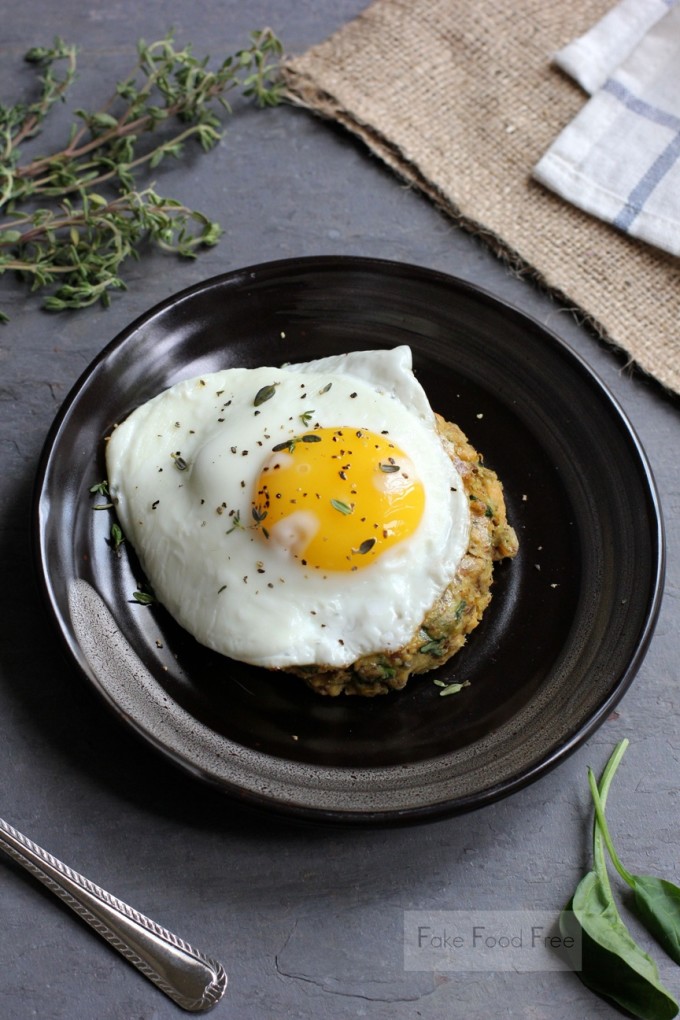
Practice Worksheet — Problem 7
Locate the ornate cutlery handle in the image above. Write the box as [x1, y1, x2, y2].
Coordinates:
[0, 816, 227, 1012]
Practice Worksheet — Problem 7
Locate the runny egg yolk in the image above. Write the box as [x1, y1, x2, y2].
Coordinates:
[252, 427, 425, 572]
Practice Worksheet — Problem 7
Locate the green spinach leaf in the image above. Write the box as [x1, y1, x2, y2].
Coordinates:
[589, 747, 680, 967]
[560, 740, 678, 1019]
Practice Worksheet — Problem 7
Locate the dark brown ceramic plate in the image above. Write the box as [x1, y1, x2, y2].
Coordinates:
[34, 257, 664, 824]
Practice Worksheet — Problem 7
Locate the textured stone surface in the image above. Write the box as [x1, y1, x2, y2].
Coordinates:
[0, 3, 678, 1018]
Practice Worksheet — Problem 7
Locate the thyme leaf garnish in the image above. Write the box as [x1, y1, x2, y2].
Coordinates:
[254, 382, 278, 407]
[110, 522, 125, 553]
[433, 679, 470, 697]
[272, 432, 322, 453]
[354, 538, 376, 555]
[379, 462, 400, 473]
[226, 510, 244, 533]
[90, 478, 114, 508]
[299, 409, 315, 426]
[272, 438, 295, 453]
[0, 29, 284, 318]
[330, 498, 353, 515]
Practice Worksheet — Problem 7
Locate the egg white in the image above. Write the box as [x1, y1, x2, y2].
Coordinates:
[106, 347, 470, 668]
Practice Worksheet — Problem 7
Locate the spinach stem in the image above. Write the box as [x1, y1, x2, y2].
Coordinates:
[590, 738, 630, 897]
[589, 767, 636, 888]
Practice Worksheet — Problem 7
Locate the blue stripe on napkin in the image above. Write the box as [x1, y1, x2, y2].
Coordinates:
[602, 80, 680, 231]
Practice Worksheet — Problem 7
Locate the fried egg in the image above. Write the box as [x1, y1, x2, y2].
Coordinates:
[106, 346, 470, 668]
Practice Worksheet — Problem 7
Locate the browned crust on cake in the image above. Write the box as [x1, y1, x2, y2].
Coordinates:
[281, 414, 519, 696]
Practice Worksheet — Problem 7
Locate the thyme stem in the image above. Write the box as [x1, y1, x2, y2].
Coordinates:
[0, 28, 284, 319]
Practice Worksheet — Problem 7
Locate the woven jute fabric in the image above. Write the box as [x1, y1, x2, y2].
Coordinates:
[281, 0, 680, 395]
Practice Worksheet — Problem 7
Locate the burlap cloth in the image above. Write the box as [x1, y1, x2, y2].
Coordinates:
[281, 0, 680, 395]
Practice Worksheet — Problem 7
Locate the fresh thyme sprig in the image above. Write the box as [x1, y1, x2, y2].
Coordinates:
[0, 29, 283, 318]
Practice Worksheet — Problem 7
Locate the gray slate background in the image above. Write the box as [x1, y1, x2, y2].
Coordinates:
[1, 2, 679, 1018]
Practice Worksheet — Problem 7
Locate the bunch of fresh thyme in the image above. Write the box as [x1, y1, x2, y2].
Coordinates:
[0, 29, 283, 320]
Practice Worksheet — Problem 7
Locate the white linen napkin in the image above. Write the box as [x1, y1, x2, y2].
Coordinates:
[533, 0, 680, 257]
